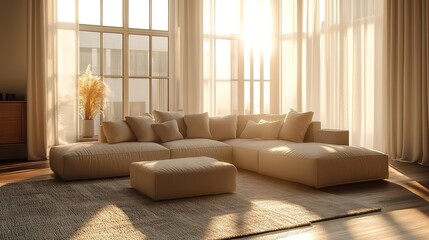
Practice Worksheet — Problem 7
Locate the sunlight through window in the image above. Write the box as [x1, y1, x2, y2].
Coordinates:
[103, 0, 122, 27]
[58, 0, 75, 23]
[204, 0, 275, 115]
[79, 0, 100, 25]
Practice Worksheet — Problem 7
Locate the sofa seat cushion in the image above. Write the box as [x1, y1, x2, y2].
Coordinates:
[161, 139, 232, 163]
[49, 142, 170, 181]
[258, 142, 389, 188]
[224, 139, 293, 172]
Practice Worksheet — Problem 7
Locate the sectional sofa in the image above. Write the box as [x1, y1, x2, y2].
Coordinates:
[49, 110, 388, 188]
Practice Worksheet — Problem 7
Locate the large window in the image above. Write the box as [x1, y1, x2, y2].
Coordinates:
[78, 0, 169, 122]
[203, 0, 279, 115]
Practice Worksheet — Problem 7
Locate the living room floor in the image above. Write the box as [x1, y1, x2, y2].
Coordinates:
[1, 159, 428, 239]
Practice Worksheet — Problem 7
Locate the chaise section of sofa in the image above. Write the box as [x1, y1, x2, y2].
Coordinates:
[50, 142, 170, 181]
[258, 142, 389, 188]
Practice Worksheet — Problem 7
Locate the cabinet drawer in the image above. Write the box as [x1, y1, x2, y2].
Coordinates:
[0, 102, 26, 144]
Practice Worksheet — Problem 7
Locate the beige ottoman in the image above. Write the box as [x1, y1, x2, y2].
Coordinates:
[130, 157, 237, 200]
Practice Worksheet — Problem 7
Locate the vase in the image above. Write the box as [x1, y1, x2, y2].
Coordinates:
[82, 119, 94, 138]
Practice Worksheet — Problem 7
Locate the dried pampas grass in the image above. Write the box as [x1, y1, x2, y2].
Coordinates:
[79, 65, 108, 120]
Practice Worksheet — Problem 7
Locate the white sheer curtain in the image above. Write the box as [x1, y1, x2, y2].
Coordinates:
[202, 0, 279, 116]
[172, 0, 204, 114]
[281, 0, 385, 151]
[27, 0, 78, 160]
[385, 0, 429, 165]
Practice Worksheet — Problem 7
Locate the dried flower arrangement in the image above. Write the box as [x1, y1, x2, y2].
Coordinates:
[79, 65, 108, 120]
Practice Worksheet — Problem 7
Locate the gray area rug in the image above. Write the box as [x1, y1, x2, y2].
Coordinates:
[0, 170, 380, 239]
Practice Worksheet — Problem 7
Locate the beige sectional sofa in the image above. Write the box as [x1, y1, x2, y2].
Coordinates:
[50, 111, 388, 188]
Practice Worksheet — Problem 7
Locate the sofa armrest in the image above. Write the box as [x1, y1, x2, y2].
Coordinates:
[314, 129, 349, 145]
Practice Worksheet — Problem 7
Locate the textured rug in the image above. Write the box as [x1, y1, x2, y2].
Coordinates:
[0, 170, 380, 239]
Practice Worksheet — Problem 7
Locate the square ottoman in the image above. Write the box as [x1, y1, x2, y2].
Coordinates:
[130, 156, 237, 200]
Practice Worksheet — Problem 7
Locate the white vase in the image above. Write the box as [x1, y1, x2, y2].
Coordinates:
[82, 119, 94, 138]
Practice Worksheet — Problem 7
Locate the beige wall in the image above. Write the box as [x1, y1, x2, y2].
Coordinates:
[0, 0, 27, 101]
[0, 0, 28, 159]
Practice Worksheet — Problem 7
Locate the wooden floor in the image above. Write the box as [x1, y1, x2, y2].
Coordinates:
[1, 159, 428, 239]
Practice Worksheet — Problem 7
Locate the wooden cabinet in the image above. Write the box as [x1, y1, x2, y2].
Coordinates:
[0, 102, 27, 144]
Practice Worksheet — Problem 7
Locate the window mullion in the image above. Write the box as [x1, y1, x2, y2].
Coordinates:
[237, 0, 245, 115]
[123, 0, 129, 117]
[149, 36, 153, 112]
[249, 47, 254, 115]
[100, 0, 103, 26]
[149, 0, 152, 30]
[260, 47, 264, 114]
[123, 33, 129, 117]
[124, 0, 128, 29]
[100, 31, 105, 122]
[237, 40, 244, 115]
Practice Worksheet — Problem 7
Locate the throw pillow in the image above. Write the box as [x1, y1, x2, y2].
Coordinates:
[151, 120, 184, 142]
[125, 116, 160, 142]
[152, 110, 187, 137]
[239, 119, 283, 140]
[209, 115, 237, 141]
[278, 109, 314, 142]
[98, 125, 108, 143]
[184, 112, 212, 139]
[102, 120, 137, 144]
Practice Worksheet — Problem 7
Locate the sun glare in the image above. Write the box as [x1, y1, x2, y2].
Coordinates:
[243, 0, 273, 48]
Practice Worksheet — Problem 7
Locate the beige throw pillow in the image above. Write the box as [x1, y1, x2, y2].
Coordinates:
[152, 110, 187, 137]
[98, 125, 108, 143]
[151, 120, 184, 142]
[125, 116, 160, 142]
[209, 115, 237, 141]
[278, 109, 314, 142]
[239, 119, 283, 140]
[184, 112, 212, 139]
[102, 120, 136, 144]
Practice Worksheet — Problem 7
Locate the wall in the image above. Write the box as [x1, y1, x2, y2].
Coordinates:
[0, 0, 27, 101]
[0, 0, 28, 160]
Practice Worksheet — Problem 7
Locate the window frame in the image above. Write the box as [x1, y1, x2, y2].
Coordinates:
[78, 0, 170, 121]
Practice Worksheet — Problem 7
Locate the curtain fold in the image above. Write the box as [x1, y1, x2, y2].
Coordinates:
[385, 0, 429, 165]
[174, 0, 203, 114]
[27, 0, 50, 160]
[27, 0, 78, 160]
[282, 0, 385, 151]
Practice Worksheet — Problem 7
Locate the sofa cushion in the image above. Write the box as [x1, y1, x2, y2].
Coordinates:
[49, 142, 170, 181]
[224, 139, 292, 172]
[152, 110, 187, 137]
[258, 142, 389, 188]
[125, 116, 160, 142]
[237, 114, 286, 137]
[102, 120, 136, 144]
[184, 112, 212, 139]
[239, 119, 283, 140]
[151, 120, 184, 143]
[209, 115, 237, 141]
[161, 139, 232, 163]
[278, 109, 314, 142]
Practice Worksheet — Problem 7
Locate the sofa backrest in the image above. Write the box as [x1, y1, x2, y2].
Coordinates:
[304, 121, 321, 142]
